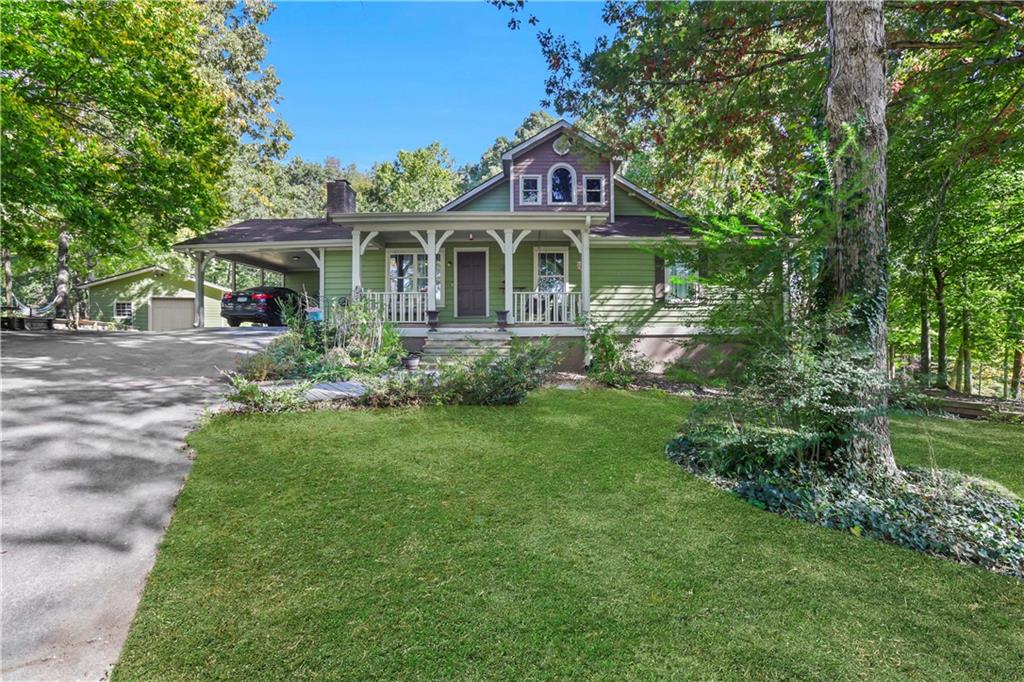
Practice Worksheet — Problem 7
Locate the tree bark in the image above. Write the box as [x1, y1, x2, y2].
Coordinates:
[1012, 349, 1023, 400]
[2, 247, 13, 308]
[933, 268, 949, 388]
[53, 230, 71, 317]
[822, 0, 897, 475]
[919, 272, 930, 385]
[961, 303, 972, 395]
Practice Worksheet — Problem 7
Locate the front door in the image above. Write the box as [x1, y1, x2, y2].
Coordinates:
[456, 251, 487, 317]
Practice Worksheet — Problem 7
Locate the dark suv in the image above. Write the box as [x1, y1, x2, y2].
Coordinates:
[220, 287, 300, 327]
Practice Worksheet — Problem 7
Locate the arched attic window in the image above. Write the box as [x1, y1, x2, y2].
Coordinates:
[548, 164, 576, 204]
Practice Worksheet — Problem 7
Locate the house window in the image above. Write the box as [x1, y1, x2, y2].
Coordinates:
[113, 301, 133, 320]
[548, 165, 576, 204]
[535, 248, 568, 293]
[387, 251, 444, 306]
[584, 175, 604, 204]
[520, 175, 540, 205]
[665, 261, 698, 301]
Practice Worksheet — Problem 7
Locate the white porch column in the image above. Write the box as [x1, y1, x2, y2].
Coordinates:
[426, 230, 437, 312]
[319, 248, 326, 308]
[351, 229, 361, 293]
[193, 252, 207, 328]
[229, 261, 236, 291]
[581, 227, 591, 315]
[563, 223, 591, 318]
[502, 229, 514, 315]
[486, 229, 532, 323]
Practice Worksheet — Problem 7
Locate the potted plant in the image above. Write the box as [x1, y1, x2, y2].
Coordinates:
[402, 352, 422, 370]
[495, 310, 510, 331]
[426, 309, 439, 331]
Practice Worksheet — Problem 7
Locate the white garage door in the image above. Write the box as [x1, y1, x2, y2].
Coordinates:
[150, 297, 194, 331]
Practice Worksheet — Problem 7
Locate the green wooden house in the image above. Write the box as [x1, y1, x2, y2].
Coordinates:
[80, 265, 227, 331]
[175, 120, 713, 368]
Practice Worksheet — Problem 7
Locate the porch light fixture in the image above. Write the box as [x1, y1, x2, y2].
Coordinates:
[468, 232, 474, 241]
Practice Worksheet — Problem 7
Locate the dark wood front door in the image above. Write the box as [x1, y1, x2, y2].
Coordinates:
[456, 251, 487, 317]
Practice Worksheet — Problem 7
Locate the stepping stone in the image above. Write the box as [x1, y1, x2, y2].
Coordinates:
[303, 380, 366, 402]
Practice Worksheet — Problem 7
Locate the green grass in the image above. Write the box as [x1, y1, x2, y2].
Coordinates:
[891, 411, 1024, 495]
[115, 390, 1024, 680]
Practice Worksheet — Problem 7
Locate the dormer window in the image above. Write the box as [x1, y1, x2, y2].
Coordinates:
[520, 175, 540, 205]
[549, 165, 576, 204]
[584, 175, 604, 204]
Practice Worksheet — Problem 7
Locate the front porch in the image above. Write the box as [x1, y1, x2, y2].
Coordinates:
[345, 211, 604, 329]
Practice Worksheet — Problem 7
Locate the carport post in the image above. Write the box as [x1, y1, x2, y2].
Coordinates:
[193, 252, 208, 328]
[229, 262, 236, 291]
[352, 229, 361, 293]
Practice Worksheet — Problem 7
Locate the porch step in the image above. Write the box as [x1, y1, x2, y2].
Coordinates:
[420, 332, 512, 364]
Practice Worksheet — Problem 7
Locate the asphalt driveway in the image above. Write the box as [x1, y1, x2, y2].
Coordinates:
[1, 327, 279, 681]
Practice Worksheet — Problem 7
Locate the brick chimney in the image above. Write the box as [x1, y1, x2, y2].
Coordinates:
[326, 179, 356, 216]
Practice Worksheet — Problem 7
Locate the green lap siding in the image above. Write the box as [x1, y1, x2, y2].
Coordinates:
[458, 182, 509, 211]
[590, 247, 709, 327]
[318, 243, 710, 328]
[283, 271, 320, 298]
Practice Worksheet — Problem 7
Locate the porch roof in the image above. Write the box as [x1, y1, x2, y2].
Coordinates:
[325, 211, 608, 231]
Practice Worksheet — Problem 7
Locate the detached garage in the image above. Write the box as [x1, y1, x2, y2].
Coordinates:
[81, 266, 227, 331]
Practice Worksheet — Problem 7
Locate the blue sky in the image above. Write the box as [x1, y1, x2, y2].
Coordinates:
[265, 1, 611, 169]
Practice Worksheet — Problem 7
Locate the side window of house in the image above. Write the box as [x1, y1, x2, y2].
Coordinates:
[520, 175, 540, 205]
[666, 262, 698, 301]
[388, 252, 444, 306]
[114, 301, 133, 319]
[549, 166, 575, 204]
[536, 250, 567, 292]
[584, 176, 604, 204]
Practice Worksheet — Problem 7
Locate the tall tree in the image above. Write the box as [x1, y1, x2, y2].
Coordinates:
[819, 0, 896, 473]
[1, 1, 232, 313]
[363, 143, 462, 212]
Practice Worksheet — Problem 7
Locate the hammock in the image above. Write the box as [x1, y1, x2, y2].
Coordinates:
[6, 292, 58, 317]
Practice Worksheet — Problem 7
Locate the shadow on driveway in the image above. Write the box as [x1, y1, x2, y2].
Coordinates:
[1, 327, 279, 680]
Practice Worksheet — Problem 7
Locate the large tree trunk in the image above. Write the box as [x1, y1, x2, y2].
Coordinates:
[1012, 349, 1023, 400]
[2, 247, 13, 308]
[919, 272, 930, 385]
[822, 0, 896, 475]
[933, 268, 949, 388]
[52, 230, 71, 317]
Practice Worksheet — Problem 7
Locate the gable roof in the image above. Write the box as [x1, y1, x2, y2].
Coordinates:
[498, 119, 609, 162]
[79, 265, 230, 291]
[441, 119, 686, 222]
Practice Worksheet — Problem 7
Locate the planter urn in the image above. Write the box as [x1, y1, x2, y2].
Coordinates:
[496, 310, 510, 331]
[426, 310, 439, 332]
[402, 354, 421, 371]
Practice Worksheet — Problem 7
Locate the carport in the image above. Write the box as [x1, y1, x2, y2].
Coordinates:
[174, 218, 353, 327]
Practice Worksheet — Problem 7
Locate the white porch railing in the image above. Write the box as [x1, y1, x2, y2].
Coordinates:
[359, 290, 428, 323]
[514, 291, 582, 324]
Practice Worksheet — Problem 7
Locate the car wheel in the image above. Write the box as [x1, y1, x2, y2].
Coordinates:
[227, 318, 241, 327]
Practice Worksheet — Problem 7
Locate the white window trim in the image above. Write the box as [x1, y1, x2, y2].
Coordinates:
[452, 247, 490, 318]
[519, 174, 541, 205]
[384, 247, 445, 308]
[547, 163, 577, 205]
[583, 174, 605, 205]
[113, 300, 133, 320]
[665, 262, 699, 303]
[532, 247, 571, 292]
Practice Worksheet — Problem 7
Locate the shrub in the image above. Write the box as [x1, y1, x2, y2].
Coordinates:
[358, 339, 561, 408]
[584, 318, 651, 387]
[234, 298, 402, 383]
[667, 437, 1024, 577]
[224, 374, 311, 413]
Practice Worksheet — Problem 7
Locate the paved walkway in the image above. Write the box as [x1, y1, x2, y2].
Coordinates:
[1, 328, 279, 681]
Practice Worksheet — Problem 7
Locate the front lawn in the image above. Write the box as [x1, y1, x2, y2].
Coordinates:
[115, 390, 1024, 680]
